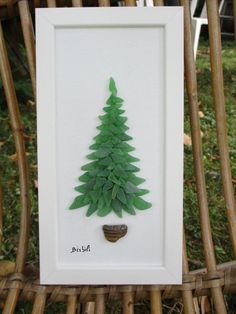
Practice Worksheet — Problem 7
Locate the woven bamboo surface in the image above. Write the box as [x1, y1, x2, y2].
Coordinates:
[0, 0, 236, 313]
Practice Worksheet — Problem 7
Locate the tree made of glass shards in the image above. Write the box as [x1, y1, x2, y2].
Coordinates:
[69, 78, 152, 218]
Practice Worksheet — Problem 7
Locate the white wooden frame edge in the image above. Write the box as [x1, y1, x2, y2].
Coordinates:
[36, 7, 183, 285]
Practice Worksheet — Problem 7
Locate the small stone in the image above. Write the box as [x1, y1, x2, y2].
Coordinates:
[103, 224, 128, 243]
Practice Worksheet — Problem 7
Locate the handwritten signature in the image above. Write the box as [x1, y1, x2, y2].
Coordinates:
[70, 245, 91, 253]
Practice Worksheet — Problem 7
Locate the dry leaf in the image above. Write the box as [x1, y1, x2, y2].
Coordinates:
[184, 133, 192, 146]
[24, 264, 39, 278]
[34, 179, 38, 189]
[193, 297, 200, 314]
[27, 100, 35, 106]
[8, 153, 17, 161]
[8, 152, 30, 161]
[84, 302, 95, 313]
[196, 69, 202, 75]
[200, 130, 204, 137]
[23, 134, 33, 141]
[0, 260, 15, 276]
[200, 296, 210, 313]
[198, 111, 204, 118]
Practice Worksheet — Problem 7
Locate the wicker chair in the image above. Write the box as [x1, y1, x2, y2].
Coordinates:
[0, 0, 235, 313]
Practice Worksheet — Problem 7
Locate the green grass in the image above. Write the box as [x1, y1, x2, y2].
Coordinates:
[0, 41, 236, 313]
[0, 100, 38, 265]
[184, 40, 236, 270]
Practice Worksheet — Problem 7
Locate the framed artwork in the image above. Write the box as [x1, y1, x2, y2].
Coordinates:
[36, 7, 183, 284]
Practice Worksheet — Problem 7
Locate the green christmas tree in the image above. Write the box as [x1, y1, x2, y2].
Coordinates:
[69, 78, 152, 218]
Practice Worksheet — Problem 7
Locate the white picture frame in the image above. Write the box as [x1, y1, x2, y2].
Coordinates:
[36, 7, 183, 285]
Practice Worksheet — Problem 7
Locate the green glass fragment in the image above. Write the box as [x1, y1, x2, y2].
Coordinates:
[126, 155, 140, 162]
[97, 169, 110, 177]
[86, 203, 97, 217]
[81, 162, 96, 171]
[79, 173, 91, 182]
[133, 197, 152, 210]
[103, 181, 113, 191]
[112, 199, 123, 218]
[97, 205, 112, 217]
[113, 168, 127, 178]
[125, 164, 140, 172]
[97, 196, 105, 210]
[74, 184, 88, 193]
[90, 190, 101, 203]
[86, 152, 97, 160]
[120, 134, 133, 141]
[125, 181, 140, 194]
[104, 190, 112, 207]
[108, 173, 121, 185]
[109, 77, 117, 95]
[126, 193, 134, 205]
[96, 147, 111, 158]
[69, 195, 89, 210]
[94, 177, 106, 190]
[137, 189, 149, 196]
[129, 175, 146, 185]
[112, 184, 119, 199]
[119, 142, 135, 152]
[99, 156, 113, 166]
[123, 204, 136, 215]
[117, 188, 126, 204]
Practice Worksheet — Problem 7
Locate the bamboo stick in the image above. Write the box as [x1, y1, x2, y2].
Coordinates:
[179, 1, 227, 313]
[124, 0, 136, 6]
[123, 291, 134, 314]
[95, 294, 105, 314]
[234, 0, 236, 42]
[150, 290, 162, 314]
[206, 0, 236, 258]
[153, 0, 164, 5]
[32, 293, 47, 314]
[0, 178, 3, 245]
[34, 0, 41, 7]
[72, 0, 83, 6]
[2, 289, 21, 314]
[0, 0, 18, 5]
[0, 21, 30, 314]
[47, 0, 56, 7]
[83, 302, 95, 314]
[66, 295, 77, 314]
[180, 0, 214, 274]
[6, 0, 15, 17]
[98, 0, 110, 6]
[18, 0, 36, 100]
[182, 232, 195, 314]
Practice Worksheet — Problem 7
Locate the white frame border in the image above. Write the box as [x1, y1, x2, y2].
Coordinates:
[36, 7, 183, 285]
